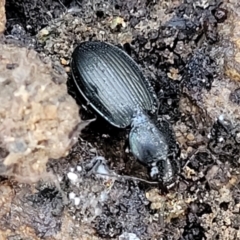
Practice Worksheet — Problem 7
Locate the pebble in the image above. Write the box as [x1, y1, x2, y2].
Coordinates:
[74, 197, 81, 206]
[186, 133, 195, 141]
[119, 232, 140, 240]
[69, 192, 76, 199]
[77, 165, 82, 172]
[187, 146, 193, 153]
[89, 148, 97, 153]
[60, 57, 68, 66]
[64, 66, 71, 72]
[110, 16, 125, 30]
[218, 137, 224, 142]
[67, 172, 78, 183]
[38, 28, 49, 37]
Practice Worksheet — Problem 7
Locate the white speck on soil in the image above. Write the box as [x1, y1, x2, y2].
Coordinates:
[74, 197, 81, 206]
[119, 232, 140, 240]
[67, 172, 78, 183]
[77, 165, 82, 172]
[69, 192, 76, 200]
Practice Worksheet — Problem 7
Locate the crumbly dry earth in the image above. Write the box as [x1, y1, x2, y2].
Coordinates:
[0, 43, 81, 181]
[1, 0, 240, 239]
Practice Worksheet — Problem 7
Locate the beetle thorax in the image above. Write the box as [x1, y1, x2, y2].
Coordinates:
[129, 109, 169, 165]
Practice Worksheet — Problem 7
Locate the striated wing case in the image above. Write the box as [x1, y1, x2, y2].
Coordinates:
[71, 41, 155, 128]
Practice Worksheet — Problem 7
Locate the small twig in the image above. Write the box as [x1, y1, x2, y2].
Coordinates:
[94, 172, 160, 185]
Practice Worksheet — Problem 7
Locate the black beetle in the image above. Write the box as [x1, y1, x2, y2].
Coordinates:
[71, 41, 179, 185]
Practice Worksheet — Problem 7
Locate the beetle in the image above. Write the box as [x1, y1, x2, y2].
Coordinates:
[71, 41, 179, 185]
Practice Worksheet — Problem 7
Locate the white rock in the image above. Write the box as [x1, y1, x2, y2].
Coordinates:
[77, 165, 82, 172]
[69, 192, 76, 199]
[74, 197, 80, 206]
[67, 172, 78, 183]
[119, 232, 140, 240]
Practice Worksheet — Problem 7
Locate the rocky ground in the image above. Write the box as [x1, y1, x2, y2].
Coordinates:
[1, 0, 240, 239]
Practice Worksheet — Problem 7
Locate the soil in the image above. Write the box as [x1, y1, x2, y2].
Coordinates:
[1, 0, 240, 239]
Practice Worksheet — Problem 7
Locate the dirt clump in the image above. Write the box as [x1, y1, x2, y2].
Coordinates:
[0, 42, 81, 182]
